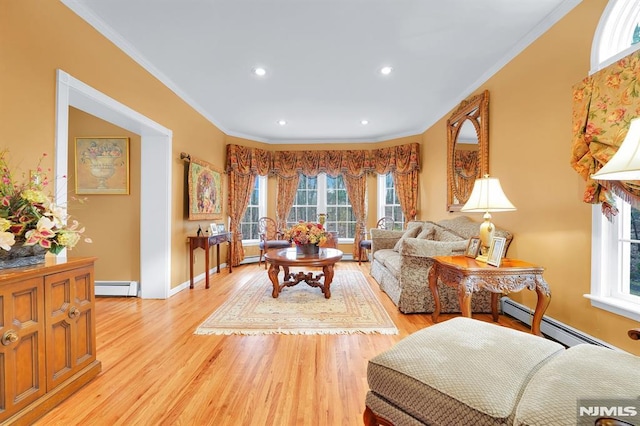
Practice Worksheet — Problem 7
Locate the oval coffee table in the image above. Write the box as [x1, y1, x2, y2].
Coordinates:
[264, 247, 343, 298]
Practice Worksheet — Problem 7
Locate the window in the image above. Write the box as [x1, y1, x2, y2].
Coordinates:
[326, 175, 356, 239]
[377, 173, 404, 229]
[588, 197, 640, 321]
[588, 0, 640, 321]
[239, 176, 266, 242]
[286, 174, 357, 239]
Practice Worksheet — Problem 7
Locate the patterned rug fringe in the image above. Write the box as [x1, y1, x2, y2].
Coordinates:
[194, 269, 398, 336]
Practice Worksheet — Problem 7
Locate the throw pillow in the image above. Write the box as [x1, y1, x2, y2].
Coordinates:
[393, 226, 422, 252]
[416, 226, 436, 240]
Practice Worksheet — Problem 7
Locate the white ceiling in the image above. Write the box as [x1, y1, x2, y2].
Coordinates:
[61, 0, 581, 144]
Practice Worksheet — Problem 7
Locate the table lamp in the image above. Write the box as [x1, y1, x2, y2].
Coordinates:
[461, 175, 516, 262]
[591, 117, 640, 181]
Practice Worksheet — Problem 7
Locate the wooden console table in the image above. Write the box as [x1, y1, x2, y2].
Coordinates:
[188, 233, 232, 289]
[428, 256, 551, 336]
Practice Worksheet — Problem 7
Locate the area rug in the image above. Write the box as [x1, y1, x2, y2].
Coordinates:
[194, 270, 398, 335]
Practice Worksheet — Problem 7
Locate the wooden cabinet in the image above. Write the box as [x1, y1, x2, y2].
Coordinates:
[0, 257, 101, 425]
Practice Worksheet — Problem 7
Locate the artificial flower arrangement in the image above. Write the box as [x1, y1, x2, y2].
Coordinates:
[283, 221, 328, 246]
[0, 151, 90, 255]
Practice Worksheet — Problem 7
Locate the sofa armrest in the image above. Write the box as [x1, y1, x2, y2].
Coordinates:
[399, 238, 469, 258]
[370, 229, 405, 253]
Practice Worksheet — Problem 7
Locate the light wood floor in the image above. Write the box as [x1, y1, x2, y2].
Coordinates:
[35, 261, 529, 426]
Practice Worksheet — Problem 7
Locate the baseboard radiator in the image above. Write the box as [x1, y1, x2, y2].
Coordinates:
[95, 281, 139, 297]
[500, 297, 615, 349]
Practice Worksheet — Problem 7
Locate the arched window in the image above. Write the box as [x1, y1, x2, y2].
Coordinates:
[588, 0, 640, 321]
[591, 0, 640, 71]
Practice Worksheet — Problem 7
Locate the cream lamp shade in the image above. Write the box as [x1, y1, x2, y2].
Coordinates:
[461, 175, 516, 262]
[591, 117, 640, 181]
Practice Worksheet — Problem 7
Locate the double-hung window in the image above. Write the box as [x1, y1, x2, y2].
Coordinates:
[239, 176, 266, 243]
[377, 173, 404, 229]
[287, 174, 356, 239]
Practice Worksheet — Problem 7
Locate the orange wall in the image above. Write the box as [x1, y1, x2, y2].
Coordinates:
[418, 0, 640, 354]
[2, 0, 638, 353]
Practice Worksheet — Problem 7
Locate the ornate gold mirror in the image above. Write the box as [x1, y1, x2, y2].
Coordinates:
[447, 90, 489, 212]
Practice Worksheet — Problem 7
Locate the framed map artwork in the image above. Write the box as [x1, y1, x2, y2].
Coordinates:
[187, 157, 223, 220]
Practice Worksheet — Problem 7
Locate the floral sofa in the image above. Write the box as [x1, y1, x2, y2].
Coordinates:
[369, 216, 513, 314]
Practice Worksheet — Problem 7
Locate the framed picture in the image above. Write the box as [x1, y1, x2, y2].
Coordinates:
[217, 224, 225, 234]
[187, 157, 223, 220]
[487, 237, 507, 267]
[209, 223, 218, 235]
[75, 137, 130, 195]
[465, 237, 481, 258]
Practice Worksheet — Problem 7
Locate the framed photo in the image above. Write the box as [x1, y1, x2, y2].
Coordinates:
[209, 223, 218, 235]
[217, 224, 225, 234]
[187, 157, 223, 220]
[75, 137, 130, 195]
[465, 237, 481, 258]
[487, 237, 507, 267]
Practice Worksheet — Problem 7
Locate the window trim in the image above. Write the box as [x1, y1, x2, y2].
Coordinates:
[587, 204, 640, 321]
[586, 0, 640, 321]
[287, 174, 356, 243]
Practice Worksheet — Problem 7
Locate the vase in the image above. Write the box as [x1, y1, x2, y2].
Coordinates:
[0, 241, 47, 269]
[296, 243, 320, 255]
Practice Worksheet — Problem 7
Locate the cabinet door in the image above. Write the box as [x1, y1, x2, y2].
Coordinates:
[44, 265, 96, 390]
[0, 277, 46, 420]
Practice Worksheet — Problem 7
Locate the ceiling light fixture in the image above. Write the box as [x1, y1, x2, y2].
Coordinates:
[253, 67, 266, 76]
[277, 120, 287, 126]
[380, 66, 393, 75]
[361, 120, 369, 125]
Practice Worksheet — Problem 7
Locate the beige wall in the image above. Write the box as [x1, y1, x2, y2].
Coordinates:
[2, 1, 638, 354]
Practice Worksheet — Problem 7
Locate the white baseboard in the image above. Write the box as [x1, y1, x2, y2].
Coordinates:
[500, 296, 618, 350]
[95, 281, 139, 297]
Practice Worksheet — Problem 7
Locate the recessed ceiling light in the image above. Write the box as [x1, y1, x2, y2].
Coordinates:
[253, 67, 266, 76]
[380, 66, 393, 75]
[361, 120, 369, 125]
[277, 120, 287, 126]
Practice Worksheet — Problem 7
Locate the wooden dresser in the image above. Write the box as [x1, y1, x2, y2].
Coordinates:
[0, 257, 101, 425]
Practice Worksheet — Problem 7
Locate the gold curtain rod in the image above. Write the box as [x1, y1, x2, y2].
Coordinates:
[180, 152, 191, 162]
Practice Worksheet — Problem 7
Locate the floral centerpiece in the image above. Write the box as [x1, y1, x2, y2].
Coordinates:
[284, 221, 328, 249]
[0, 151, 90, 266]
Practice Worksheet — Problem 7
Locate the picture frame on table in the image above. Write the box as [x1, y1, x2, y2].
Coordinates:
[74, 137, 130, 195]
[487, 237, 507, 267]
[209, 223, 218, 235]
[465, 237, 481, 258]
[217, 224, 225, 234]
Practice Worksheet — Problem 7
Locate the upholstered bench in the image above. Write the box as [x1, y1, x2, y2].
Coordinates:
[364, 317, 640, 426]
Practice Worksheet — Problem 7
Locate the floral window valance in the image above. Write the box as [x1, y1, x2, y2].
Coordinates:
[226, 142, 420, 178]
[570, 50, 640, 218]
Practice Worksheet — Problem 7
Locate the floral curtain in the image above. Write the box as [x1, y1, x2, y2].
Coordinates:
[342, 174, 367, 259]
[371, 143, 420, 225]
[275, 174, 299, 231]
[570, 50, 640, 218]
[225, 142, 419, 257]
[226, 145, 272, 265]
[454, 150, 478, 202]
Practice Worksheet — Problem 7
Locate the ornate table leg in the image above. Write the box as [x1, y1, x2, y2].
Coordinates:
[491, 293, 500, 322]
[268, 263, 281, 298]
[531, 279, 552, 336]
[458, 281, 472, 318]
[428, 265, 441, 323]
[322, 264, 335, 299]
